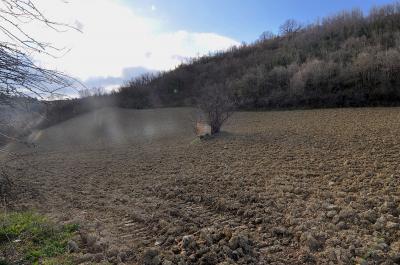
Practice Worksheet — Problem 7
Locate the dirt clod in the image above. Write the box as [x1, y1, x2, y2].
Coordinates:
[143, 248, 161, 265]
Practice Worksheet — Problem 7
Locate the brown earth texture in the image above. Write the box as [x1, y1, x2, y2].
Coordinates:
[1, 107, 400, 265]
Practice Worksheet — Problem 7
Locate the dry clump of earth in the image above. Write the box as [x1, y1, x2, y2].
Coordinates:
[1, 107, 400, 264]
[142, 227, 257, 265]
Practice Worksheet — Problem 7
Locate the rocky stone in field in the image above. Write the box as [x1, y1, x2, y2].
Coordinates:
[252, 217, 263, 225]
[380, 201, 399, 215]
[390, 241, 400, 252]
[337, 207, 356, 222]
[375, 242, 389, 251]
[326, 210, 337, 218]
[265, 245, 283, 254]
[360, 209, 378, 223]
[272, 226, 290, 237]
[373, 216, 387, 230]
[93, 253, 104, 263]
[228, 234, 251, 253]
[80, 232, 98, 248]
[75, 253, 95, 264]
[143, 248, 161, 265]
[298, 251, 316, 264]
[105, 247, 119, 258]
[89, 239, 108, 254]
[182, 235, 196, 249]
[301, 233, 324, 252]
[326, 204, 340, 211]
[163, 228, 258, 264]
[223, 227, 232, 240]
[391, 254, 400, 264]
[386, 221, 400, 229]
[196, 246, 211, 259]
[336, 221, 348, 230]
[118, 249, 135, 262]
[325, 248, 337, 262]
[199, 250, 218, 264]
[200, 230, 213, 246]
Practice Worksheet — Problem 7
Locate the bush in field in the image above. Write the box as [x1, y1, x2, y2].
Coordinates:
[198, 83, 236, 135]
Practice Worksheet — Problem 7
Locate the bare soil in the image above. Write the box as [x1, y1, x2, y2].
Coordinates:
[2, 107, 400, 264]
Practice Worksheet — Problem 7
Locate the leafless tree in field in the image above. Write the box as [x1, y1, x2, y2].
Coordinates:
[0, 0, 80, 103]
[197, 83, 236, 135]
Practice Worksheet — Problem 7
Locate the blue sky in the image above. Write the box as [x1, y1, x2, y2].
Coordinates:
[128, 0, 396, 42]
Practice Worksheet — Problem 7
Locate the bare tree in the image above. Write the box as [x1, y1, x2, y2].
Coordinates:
[0, 0, 82, 148]
[279, 19, 302, 36]
[79, 87, 106, 98]
[197, 83, 235, 135]
[258, 30, 276, 41]
[0, 0, 80, 103]
[0, 1, 82, 204]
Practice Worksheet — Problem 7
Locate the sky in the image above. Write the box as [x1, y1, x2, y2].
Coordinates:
[129, 0, 397, 42]
[29, 0, 396, 96]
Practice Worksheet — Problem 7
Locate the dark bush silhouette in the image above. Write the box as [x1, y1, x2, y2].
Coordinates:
[198, 83, 235, 134]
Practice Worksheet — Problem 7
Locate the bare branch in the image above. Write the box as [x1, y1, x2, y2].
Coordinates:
[0, 0, 83, 102]
[0, 0, 84, 147]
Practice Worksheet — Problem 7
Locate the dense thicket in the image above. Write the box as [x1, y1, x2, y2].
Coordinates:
[117, 3, 400, 109]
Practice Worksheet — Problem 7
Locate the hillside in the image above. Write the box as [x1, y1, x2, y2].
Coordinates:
[115, 3, 400, 110]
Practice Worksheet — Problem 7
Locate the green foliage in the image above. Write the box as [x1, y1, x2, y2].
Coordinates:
[0, 212, 78, 265]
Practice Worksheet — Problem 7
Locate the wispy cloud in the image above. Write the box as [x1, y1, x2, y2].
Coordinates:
[84, 66, 156, 90]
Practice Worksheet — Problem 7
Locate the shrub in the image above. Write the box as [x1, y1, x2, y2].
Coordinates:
[198, 83, 236, 134]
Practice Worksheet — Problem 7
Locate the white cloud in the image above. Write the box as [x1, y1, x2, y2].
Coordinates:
[26, 0, 239, 87]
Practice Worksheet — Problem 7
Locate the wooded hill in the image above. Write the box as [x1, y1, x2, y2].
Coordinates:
[116, 2, 400, 110]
